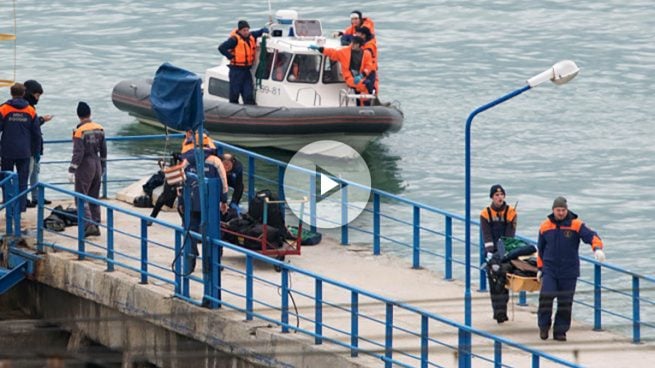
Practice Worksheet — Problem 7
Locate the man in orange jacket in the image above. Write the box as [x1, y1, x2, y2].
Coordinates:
[309, 37, 375, 105]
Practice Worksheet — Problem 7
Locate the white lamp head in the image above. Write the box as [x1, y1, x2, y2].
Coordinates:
[527, 60, 579, 87]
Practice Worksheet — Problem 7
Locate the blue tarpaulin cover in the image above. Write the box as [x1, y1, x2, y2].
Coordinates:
[150, 62, 204, 131]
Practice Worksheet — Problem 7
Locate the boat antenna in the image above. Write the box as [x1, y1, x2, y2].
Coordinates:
[267, 0, 273, 24]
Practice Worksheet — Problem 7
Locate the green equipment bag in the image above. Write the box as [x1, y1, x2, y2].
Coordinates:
[287, 225, 322, 246]
[501, 236, 529, 253]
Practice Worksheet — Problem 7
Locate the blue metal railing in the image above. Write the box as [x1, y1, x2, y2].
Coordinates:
[9, 133, 647, 356]
[26, 182, 577, 367]
[33, 134, 655, 344]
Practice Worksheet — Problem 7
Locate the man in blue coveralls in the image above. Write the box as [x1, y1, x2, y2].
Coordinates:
[537, 196, 606, 341]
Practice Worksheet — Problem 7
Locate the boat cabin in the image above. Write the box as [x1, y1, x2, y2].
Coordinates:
[204, 10, 370, 108]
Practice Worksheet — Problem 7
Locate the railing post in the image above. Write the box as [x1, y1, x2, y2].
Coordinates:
[594, 263, 602, 331]
[373, 193, 380, 255]
[206, 178, 220, 309]
[12, 175, 20, 237]
[77, 197, 85, 260]
[140, 218, 148, 284]
[174, 229, 182, 295]
[182, 182, 191, 298]
[101, 169, 107, 199]
[445, 216, 453, 280]
[478, 227, 487, 292]
[420, 315, 428, 368]
[413, 205, 420, 269]
[309, 174, 317, 232]
[281, 268, 289, 333]
[106, 208, 114, 272]
[246, 255, 253, 321]
[351, 291, 359, 357]
[494, 340, 502, 368]
[531, 353, 540, 368]
[518, 291, 528, 306]
[277, 166, 285, 216]
[632, 276, 641, 343]
[341, 183, 349, 245]
[384, 302, 393, 368]
[36, 185, 44, 252]
[248, 155, 255, 202]
[458, 328, 471, 368]
[315, 279, 323, 345]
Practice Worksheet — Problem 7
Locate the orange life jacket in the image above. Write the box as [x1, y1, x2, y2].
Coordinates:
[228, 29, 256, 67]
[343, 18, 376, 36]
[181, 132, 216, 154]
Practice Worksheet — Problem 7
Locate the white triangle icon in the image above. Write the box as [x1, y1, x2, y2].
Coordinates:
[320, 173, 339, 196]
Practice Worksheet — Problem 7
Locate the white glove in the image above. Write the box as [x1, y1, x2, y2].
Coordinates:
[486, 252, 493, 262]
[68, 172, 75, 183]
[594, 249, 606, 263]
[537, 270, 543, 282]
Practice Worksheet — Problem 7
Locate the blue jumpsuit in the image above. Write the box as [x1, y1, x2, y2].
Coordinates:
[537, 211, 603, 335]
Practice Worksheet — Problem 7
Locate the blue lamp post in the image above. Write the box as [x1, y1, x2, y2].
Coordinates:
[461, 60, 580, 365]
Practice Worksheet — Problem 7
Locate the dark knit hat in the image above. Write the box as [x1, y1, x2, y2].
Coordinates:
[552, 196, 568, 209]
[23, 80, 43, 94]
[237, 20, 250, 30]
[77, 101, 91, 118]
[489, 184, 505, 198]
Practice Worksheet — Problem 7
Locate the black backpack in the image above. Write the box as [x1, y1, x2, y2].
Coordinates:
[248, 189, 286, 231]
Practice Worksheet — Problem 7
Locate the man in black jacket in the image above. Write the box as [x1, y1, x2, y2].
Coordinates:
[23, 80, 53, 207]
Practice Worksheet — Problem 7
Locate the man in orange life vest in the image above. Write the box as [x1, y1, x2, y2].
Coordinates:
[537, 196, 606, 341]
[335, 10, 375, 45]
[0, 83, 42, 212]
[480, 184, 517, 323]
[218, 20, 269, 105]
[309, 36, 375, 105]
[68, 102, 106, 237]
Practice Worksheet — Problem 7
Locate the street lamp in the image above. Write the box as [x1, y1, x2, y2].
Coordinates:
[461, 60, 579, 364]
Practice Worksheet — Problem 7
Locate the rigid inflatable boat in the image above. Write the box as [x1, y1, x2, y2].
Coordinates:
[111, 9, 403, 152]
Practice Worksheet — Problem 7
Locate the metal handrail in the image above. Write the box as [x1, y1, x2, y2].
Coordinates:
[35, 134, 655, 344]
[26, 182, 578, 367]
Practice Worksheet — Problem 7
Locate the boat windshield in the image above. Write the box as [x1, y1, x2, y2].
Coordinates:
[272, 51, 292, 81]
[287, 54, 321, 83]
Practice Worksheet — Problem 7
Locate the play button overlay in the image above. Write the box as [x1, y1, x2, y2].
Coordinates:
[320, 171, 339, 196]
[284, 140, 371, 229]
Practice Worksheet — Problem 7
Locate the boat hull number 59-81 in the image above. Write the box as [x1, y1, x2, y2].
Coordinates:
[259, 86, 282, 95]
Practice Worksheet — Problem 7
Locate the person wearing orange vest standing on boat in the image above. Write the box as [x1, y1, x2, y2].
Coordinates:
[480, 184, 517, 324]
[537, 196, 606, 341]
[309, 36, 375, 105]
[68, 102, 107, 238]
[335, 10, 375, 44]
[218, 20, 269, 105]
[354, 26, 379, 95]
[23, 79, 54, 208]
[0, 83, 41, 213]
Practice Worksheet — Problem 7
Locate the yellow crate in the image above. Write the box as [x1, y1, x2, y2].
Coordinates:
[506, 273, 541, 292]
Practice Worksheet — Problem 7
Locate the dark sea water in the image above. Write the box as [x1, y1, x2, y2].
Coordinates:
[3, 0, 654, 353]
